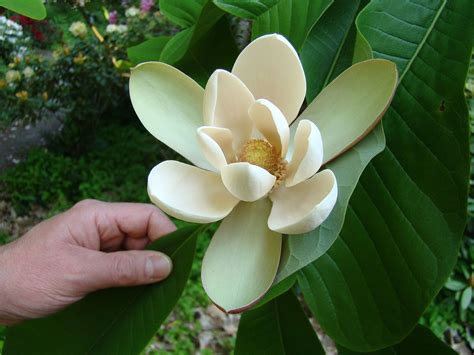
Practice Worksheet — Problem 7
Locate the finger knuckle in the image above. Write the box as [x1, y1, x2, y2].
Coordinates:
[112, 255, 137, 286]
[73, 199, 100, 211]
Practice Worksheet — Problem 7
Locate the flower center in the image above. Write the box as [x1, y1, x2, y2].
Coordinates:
[238, 139, 287, 183]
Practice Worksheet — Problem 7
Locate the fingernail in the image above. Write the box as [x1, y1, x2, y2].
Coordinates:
[145, 254, 172, 280]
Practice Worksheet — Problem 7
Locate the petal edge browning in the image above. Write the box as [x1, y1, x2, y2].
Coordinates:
[296, 59, 397, 164]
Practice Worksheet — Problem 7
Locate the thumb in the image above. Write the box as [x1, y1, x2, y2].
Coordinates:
[79, 250, 173, 292]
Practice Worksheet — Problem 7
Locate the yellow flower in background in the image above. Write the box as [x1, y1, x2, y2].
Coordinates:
[73, 53, 87, 65]
[8, 56, 22, 68]
[42, 92, 49, 101]
[69, 21, 88, 39]
[0, 79, 6, 89]
[15, 91, 28, 101]
[5, 70, 21, 83]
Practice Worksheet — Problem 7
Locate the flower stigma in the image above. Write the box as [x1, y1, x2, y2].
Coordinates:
[238, 139, 287, 186]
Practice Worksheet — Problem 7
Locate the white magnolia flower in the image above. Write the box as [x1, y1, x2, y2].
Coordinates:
[5, 70, 21, 83]
[69, 21, 87, 38]
[130, 34, 397, 312]
[22, 66, 34, 79]
[125, 6, 140, 17]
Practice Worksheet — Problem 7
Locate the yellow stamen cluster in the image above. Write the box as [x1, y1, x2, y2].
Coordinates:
[238, 139, 287, 186]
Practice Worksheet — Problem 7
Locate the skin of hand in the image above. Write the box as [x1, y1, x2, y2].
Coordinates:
[0, 199, 176, 326]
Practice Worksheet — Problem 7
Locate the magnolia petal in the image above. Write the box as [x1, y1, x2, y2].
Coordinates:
[202, 199, 282, 313]
[148, 161, 239, 223]
[296, 59, 398, 164]
[249, 99, 290, 157]
[197, 127, 236, 171]
[269, 169, 337, 234]
[232, 34, 306, 124]
[221, 162, 276, 202]
[203, 70, 255, 150]
[130, 62, 212, 170]
[285, 120, 323, 187]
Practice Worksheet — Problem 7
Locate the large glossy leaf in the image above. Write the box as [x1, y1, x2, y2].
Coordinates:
[173, 17, 239, 86]
[299, 0, 472, 351]
[251, 0, 333, 50]
[4, 226, 202, 355]
[235, 290, 325, 355]
[159, 0, 206, 27]
[300, 0, 361, 101]
[254, 273, 297, 307]
[213, 0, 280, 19]
[160, 1, 225, 64]
[338, 325, 455, 355]
[0, 0, 46, 20]
[127, 36, 171, 64]
[158, 1, 238, 85]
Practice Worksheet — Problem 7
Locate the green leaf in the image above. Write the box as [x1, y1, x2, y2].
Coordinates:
[4, 226, 201, 355]
[160, 0, 224, 66]
[300, 0, 361, 101]
[131, 1, 238, 85]
[251, 0, 333, 50]
[0, 0, 46, 20]
[127, 36, 171, 65]
[159, 1, 238, 85]
[212, 0, 280, 19]
[161, 27, 195, 64]
[168, 18, 239, 86]
[160, 0, 207, 27]
[460, 287, 472, 310]
[298, 0, 473, 351]
[337, 325, 456, 355]
[254, 273, 297, 308]
[235, 290, 325, 355]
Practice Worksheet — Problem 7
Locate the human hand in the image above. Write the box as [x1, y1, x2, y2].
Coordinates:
[0, 199, 176, 325]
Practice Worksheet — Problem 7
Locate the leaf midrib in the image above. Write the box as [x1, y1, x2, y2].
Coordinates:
[397, 0, 446, 83]
[273, 298, 287, 354]
[321, 6, 358, 90]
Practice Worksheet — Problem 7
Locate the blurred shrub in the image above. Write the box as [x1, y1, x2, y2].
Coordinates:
[0, 123, 175, 215]
[10, 15, 60, 48]
[0, 1, 175, 154]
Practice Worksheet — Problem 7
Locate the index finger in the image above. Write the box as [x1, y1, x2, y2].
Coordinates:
[96, 201, 177, 241]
